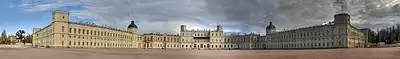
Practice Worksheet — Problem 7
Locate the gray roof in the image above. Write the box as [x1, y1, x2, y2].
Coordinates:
[128, 21, 138, 29]
[266, 22, 275, 29]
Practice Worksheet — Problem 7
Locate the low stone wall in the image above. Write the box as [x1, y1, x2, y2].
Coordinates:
[0, 44, 33, 48]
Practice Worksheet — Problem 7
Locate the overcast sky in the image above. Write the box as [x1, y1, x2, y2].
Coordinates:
[4, 0, 400, 34]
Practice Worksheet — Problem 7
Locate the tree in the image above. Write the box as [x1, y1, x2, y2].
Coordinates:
[15, 30, 26, 44]
[24, 35, 32, 43]
[1, 29, 6, 38]
[375, 24, 400, 44]
[0, 29, 11, 44]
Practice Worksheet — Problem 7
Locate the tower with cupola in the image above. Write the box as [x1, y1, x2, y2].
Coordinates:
[266, 22, 276, 34]
[127, 20, 138, 34]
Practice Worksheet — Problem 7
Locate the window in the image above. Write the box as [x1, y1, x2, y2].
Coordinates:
[82, 29, 85, 34]
[78, 29, 81, 34]
[68, 41, 71, 45]
[74, 28, 76, 33]
[69, 28, 72, 33]
[62, 26, 65, 32]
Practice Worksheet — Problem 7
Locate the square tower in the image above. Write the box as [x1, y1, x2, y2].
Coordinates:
[52, 10, 69, 22]
[334, 13, 350, 24]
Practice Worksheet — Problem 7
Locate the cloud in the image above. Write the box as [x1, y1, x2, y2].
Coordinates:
[16, 0, 81, 12]
[11, 0, 400, 34]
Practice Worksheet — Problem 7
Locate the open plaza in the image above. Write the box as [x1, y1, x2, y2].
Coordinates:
[0, 48, 399, 59]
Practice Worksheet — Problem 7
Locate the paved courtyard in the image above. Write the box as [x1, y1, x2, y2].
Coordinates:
[0, 48, 399, 59]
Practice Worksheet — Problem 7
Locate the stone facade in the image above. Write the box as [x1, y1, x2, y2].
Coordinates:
[32, 10, 141, 48]
[141, 33, 180, 49]
[179, 25, 228, 49]
[142, 32, 263, 50]
[32, 10, 367, 49]
[225, 33, 263, 49]
[263, 13, 366, 49]
[359, 28, 374, 47]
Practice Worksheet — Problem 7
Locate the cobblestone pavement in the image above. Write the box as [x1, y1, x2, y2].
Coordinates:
[0, 47, 399, 59]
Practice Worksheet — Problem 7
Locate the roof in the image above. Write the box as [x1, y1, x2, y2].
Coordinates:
[53, 10, 69, 15]
[334, 13, 350, 17]
[266, 22, 275, 29]
[69, 22, 131, 33]
[128, 21, 138, 29]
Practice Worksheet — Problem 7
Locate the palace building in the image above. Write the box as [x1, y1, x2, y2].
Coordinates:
[32, 10, 368, 49]
[32, 10, 141, 48]
[179, 25, 229, 49]
[263, 13, 366, 49]
[141, 33, 180, 49]
[224, 33, 263, 49]
[141, 26, 264, 50]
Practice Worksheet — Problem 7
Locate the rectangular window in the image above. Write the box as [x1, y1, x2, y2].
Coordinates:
[82, 29, 85, 34]
[78, 29, 81, 34]
[69, 28, 72, 33]
[62, 26, 65, 32]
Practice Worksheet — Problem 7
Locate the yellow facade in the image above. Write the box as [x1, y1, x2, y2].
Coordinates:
[141, 25, 263, 50]
[141, 33, 180, 49]
[33, 10, 141, 48]
[32, 11, 366, 49]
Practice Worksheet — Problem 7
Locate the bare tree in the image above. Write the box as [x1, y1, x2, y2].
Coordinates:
[375, 24, 400, 44]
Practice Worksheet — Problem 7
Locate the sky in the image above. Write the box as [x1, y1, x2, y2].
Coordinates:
[0, 0, 400, 35]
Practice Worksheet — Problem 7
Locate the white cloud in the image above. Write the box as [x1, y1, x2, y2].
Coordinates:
[16, 0, 81, 12]
[12, 0, 400, 34]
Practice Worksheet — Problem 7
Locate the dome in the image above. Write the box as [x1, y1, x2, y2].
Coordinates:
[266, 22, 275, 29]
[127, 20, 138, 29]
